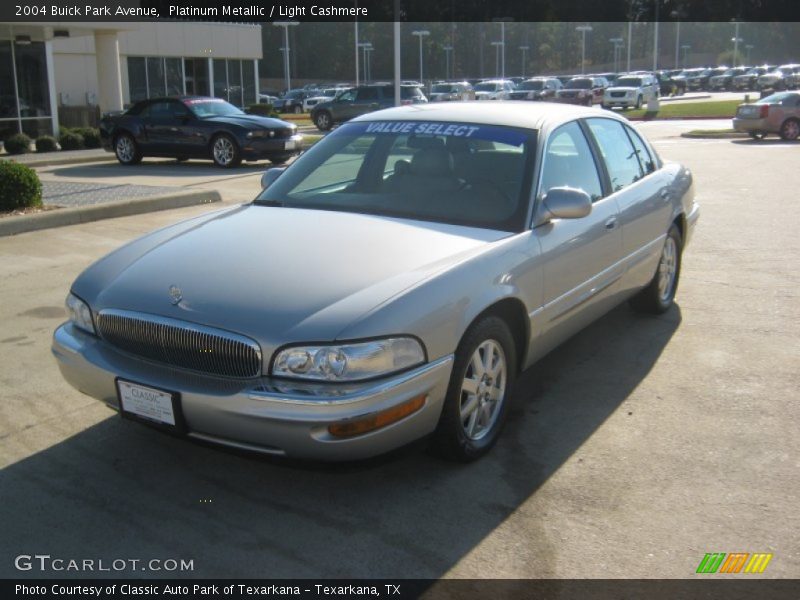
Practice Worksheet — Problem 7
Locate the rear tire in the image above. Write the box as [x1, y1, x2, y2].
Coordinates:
[432, 316, 517, 462]
[630, 224, 682, 314]
[779, 118, 800, 141]
[748, 131, 768, 140]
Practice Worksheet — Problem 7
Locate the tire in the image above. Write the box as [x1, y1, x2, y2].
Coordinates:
[314, 110, 332, 131]
[269, 153, 292, 165]
[630, 223, 682, 314]
[779, 118, 800, 141]
[748, 131, 768, 140]
[293, 104, 303, 114]
[114, 133, 142, 165]
[635, 95, 643, 109]
[210, 134, 241, 168]
[432, 316, 517, 462]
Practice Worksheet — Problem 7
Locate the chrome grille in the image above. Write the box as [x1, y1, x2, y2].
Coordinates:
[97, 309, 262, 378]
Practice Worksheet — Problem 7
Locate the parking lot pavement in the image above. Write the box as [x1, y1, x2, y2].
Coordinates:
[0, 132, 798, 579]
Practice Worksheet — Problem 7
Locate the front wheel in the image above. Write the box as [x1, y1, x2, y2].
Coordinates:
[635, 95, 643, 109]
[630, 223, 682, 314]
[114, 133, 142, 165]
[432, 316, 517, 462]
[779, 118, 800, 141]
[269, 153, 293, 165]
[210, 134, 241, 168]
[748, 131, 768, 140]
[314, 110, 332, 131]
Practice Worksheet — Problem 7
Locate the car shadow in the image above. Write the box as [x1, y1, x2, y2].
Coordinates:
[48, 161, 278, 180]
[731, 138, 798, 146]
[1, 303, 681, 579]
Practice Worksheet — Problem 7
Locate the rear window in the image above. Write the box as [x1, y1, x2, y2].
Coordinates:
[401, 87, 424, 98]
[566, 78, 592, 89]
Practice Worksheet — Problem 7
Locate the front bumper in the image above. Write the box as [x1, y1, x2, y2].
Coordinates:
[241, 134, 303, 160]
[52, 323, 454, 460]
[603, 96, 636, 108]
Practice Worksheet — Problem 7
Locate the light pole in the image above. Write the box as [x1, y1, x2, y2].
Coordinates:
[674, 21, 681, 69]
[272, 21, 299, 92]
[609, 38, 623, 73]
[681, 44, 691, 68]
[491, 41, 503, 78]
[576, 25, 592, 74]
[731, 22, 742, 68]
[411, 30, 430, 83]
[358, 42, 372, 83]
[519, 45, 529, 78]
[627, 22, 633, 72]
[443, 45, 453, 80]
[365, 46, 373, 82]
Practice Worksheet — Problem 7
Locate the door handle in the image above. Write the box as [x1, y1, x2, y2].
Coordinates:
[660, 189, 671, 201]
[605, 217, 618, 230]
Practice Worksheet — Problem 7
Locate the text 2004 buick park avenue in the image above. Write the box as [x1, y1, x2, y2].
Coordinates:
[52, 102, 699, 462]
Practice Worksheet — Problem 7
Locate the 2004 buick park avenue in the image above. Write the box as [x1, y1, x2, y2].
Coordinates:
[53, 102, 699, 461]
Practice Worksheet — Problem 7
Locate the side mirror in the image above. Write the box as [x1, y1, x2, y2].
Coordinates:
[261, 167, 286, 189]
[537, 187, 592, 224]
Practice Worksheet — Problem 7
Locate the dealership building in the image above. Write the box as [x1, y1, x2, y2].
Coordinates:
[0, 21, 262, 140]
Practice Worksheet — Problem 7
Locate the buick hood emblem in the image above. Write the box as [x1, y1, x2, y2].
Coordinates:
[168, 285, 183, 305]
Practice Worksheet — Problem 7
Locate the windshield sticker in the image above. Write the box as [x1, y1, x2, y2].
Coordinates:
[340, 121, 528, 146]
[183, 98, 226, 105]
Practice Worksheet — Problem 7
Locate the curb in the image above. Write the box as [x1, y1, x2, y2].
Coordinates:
[680, 131, 746, 139]
[0, 189, 221, 237]
[1, 153, 116, 168]
[627, 115, 734, 121]
[660, 94, 711, 103]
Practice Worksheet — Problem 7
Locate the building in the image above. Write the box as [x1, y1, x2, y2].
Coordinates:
[1, 21, 262, 141]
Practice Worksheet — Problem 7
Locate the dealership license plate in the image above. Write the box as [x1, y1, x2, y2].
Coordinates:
[117, 379, 179, 428]
[284, 140, 296, 150]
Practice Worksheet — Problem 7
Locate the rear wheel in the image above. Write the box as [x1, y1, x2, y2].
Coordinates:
[779, 118, 800, 141]
[210, 134, 241, 168]
[314, 110, 333, 131]
[748, 131, 768, 140]
[630, 224, 682, 314]
[114, 133, 142, 165]
[432, 316, 517, 462]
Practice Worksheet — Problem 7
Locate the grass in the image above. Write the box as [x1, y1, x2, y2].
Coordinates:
[624, 99, 746, 120]
[301, 134, 323, 147]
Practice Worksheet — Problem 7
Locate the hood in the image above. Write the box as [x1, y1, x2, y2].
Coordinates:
[207, 114, 293, 129]
[606, 86, 638, 93]
[77, 206, 508, 356]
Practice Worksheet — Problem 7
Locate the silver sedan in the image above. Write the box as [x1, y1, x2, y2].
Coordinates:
[53, 102, 699, 461]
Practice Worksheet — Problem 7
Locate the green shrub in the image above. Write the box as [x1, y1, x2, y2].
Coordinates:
[0, 161, 42, 211]
[3, 133, 32, 155]
[35, 135, 58, 153]
[246, 104, 279, 118]
[59, 131, 84, 150]
[74, 127, 102, 149]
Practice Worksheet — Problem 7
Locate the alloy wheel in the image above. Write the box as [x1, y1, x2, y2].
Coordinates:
[459, 340, 507, 441]
[658, 236, 678, 302]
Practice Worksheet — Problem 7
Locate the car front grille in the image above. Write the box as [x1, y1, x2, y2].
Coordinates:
[96, 309, 262, 378]
[610, 91, 626, 98]
[274, 128, 295, 139]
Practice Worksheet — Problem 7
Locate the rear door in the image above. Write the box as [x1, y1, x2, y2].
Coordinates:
[351, 87, 381, 117]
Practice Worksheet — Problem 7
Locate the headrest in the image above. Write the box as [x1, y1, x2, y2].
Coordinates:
[410, 148, 454, 177]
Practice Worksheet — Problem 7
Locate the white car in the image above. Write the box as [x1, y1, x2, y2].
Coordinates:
[602, 74, 659, 110]
[303, 88, 340, 112]
[473, 80, 515, 100]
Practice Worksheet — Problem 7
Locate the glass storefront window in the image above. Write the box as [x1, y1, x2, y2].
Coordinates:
[146, 57, 165, 97]
[127, 57, 147, 102]
[0, 41, 17, 119]
[21, 118, 53, 139]
[242, 59, 256, 107]
[184, 58, 209, 96]
[165, 57, 183, 96]
[15, 42, 51, 118]
[228, 59, 242, 106]
[213, 58, 227, 100]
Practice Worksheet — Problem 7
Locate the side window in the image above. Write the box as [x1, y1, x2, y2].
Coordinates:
[337, 90, 357, 102]
[539, 121, 603, 202]
[624, 125, 656, 175]
[170, 101, 190, 119]
[585, 118, 644, 192]
[292, 135, 376, 194]
[356, 88, 379, 101]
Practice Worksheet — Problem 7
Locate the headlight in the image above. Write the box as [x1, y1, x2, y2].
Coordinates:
[273, 337, 425, 382]
[65, 292, 95, 335]
[246, 130, 270, 139]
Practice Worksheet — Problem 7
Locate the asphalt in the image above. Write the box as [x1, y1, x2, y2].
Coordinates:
[0, 121, 797, 580]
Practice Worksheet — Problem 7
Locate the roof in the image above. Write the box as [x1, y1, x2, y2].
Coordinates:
[352, 101, 622, 131]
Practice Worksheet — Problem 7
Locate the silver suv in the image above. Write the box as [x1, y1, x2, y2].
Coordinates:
[602, 73, 659, 110]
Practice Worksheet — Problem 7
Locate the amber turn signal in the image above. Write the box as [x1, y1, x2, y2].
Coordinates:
[328, 394, 427, 438]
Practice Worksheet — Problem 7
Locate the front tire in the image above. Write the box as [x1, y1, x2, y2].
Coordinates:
[432, 316, 517, 462]
[779, 118, 800, 141]
[114, 133, 142, 165]
[748, 131, 768, 140]
[635, 95, 643, 109]
[314, 110, 332, 131]
[269, 153, 293, 165]
[210, 134, 241, 168]
[630, 223, 682, 314]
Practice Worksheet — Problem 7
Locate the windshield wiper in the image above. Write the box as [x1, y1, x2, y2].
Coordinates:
[253, 199, 284, 207]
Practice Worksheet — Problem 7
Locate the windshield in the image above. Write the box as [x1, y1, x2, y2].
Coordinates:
[431, 84, 457, 93]
[284, 90, 303, 99]
[475, 82, 500, 91]
[518, 80, 545, 90]
[615, 77, 643, 87]
[184, 99, 243, 117]
[566, 78, 592, 89]
[255, 120, 535, 232]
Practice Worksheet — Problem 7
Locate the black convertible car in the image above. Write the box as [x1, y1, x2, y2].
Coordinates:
[99, 97, 302, 168]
